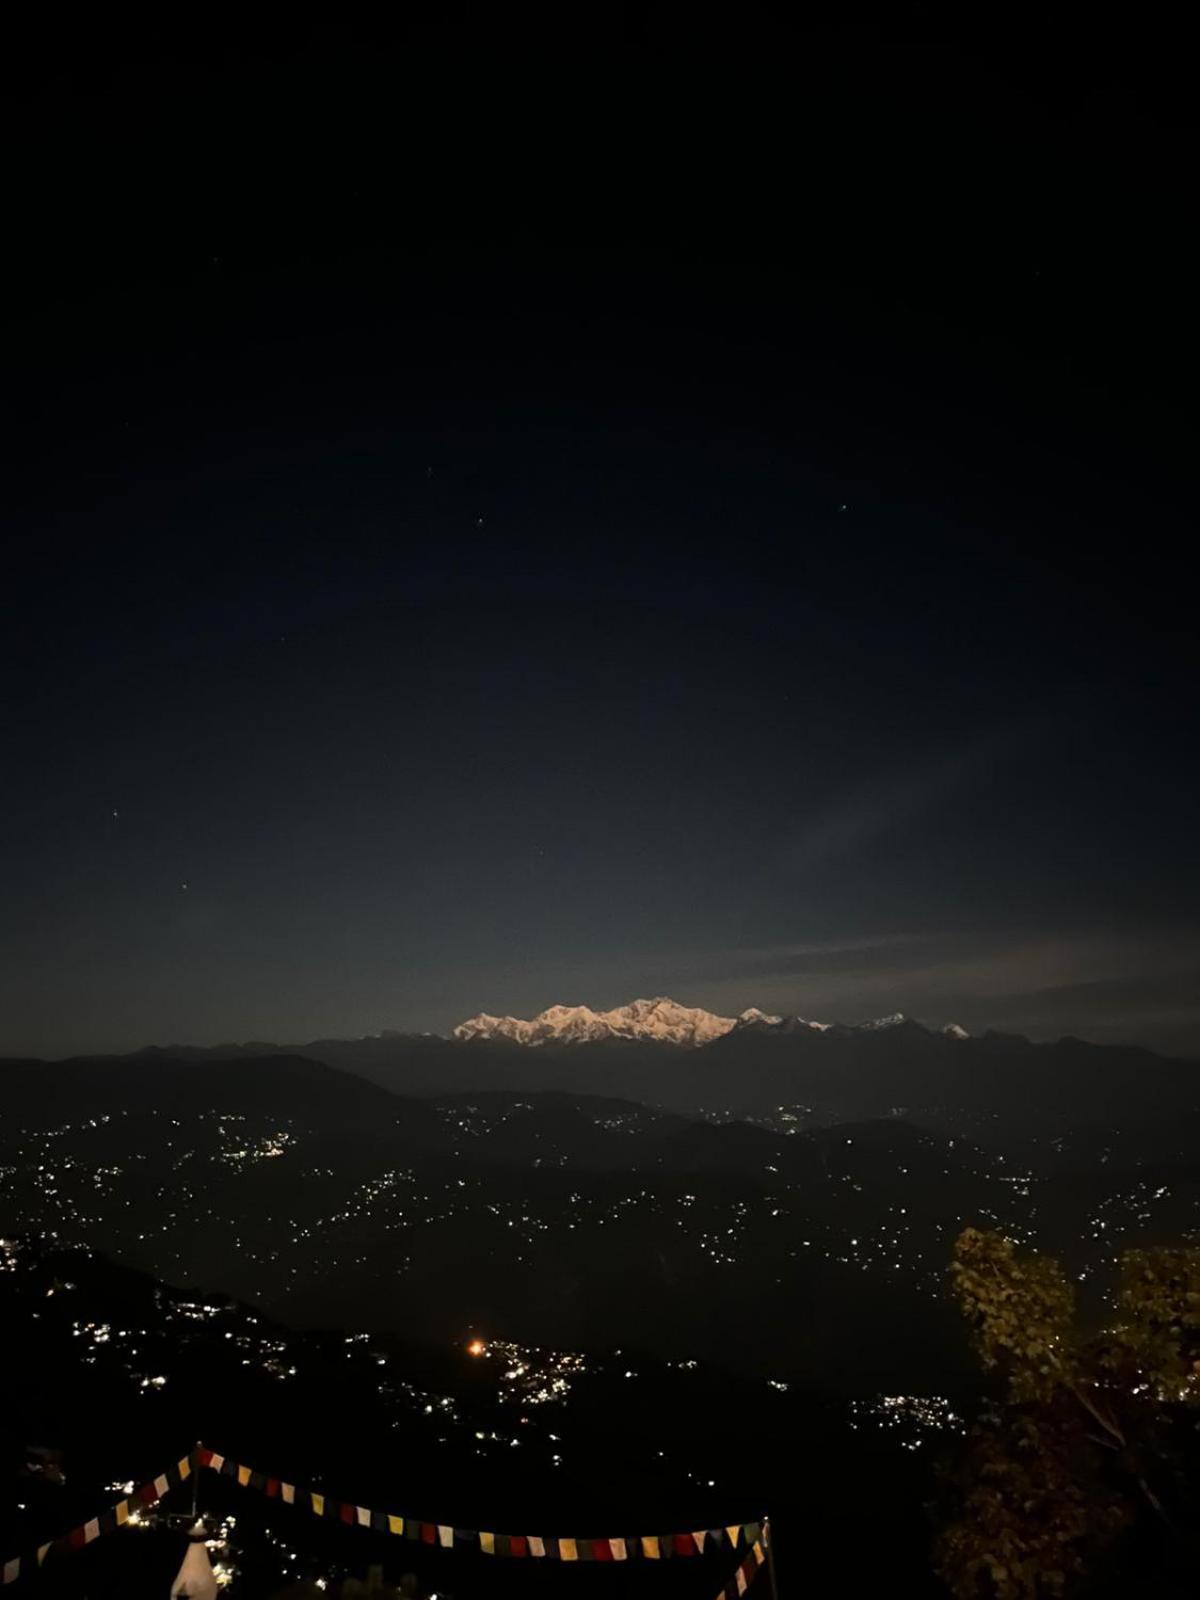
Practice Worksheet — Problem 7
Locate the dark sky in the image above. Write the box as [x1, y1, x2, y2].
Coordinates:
[3, 11, 1198, 1058]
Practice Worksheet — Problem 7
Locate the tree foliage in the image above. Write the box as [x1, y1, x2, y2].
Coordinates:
[935, 1228, 1200, 1599]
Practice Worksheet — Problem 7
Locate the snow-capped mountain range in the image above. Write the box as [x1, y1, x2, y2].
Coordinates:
[452, 997, 969, 1048]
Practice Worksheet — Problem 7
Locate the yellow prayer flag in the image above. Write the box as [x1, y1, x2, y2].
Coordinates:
[726, 1525, 741, 1547]
[237, 1465, 251, 1487]
[641, 1536, 660, 1559]
[178, 1457, 191, 1480]
[560, 1538, 578, 1561]
[387, 1516, 404, 1536]
[480, 1532, 496, 1555]
[312, 1493, 325, 1516]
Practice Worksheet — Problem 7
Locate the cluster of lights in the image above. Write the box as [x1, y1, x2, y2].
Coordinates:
[218, 1130, 296, 1166]
[468, 1336, 587, 1406]
[0, 1099, 1080, 1304]
[204, 1513, 239, 1588]
[168, 1300, 227, 1322]
[848, 1394, 965, 1450]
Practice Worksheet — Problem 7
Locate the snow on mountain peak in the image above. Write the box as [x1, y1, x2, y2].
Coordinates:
[454, 997, 748, 1048]
[452, 1002, 971, 1046]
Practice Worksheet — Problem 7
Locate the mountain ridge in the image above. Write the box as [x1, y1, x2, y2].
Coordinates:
[451, 996, 965, 1047]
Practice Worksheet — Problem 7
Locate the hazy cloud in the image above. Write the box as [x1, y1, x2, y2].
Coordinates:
[781, 706, 1068, 874]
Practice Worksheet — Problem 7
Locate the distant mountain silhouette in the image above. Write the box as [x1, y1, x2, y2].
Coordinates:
[6, 1018, 1198, 1166]
[0, 1052, 441, 1139]
[67, 1015, 1196, 1143]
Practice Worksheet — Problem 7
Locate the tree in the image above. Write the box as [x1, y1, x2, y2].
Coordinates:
[935, 1227, 1200, 1599]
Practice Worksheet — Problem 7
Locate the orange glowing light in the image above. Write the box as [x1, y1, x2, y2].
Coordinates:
[467, 1339, 487, 1357]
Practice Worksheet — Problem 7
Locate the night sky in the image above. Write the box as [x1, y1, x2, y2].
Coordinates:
[3, 13, 1197, 1059]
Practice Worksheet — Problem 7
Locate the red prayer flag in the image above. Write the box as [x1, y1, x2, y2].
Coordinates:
[509, 1536, 528, 1558]
[68, 1526, 87, 1550]
[421, 1523, 436, 1544]
[140, 1483, 160, 1504]
[265, 1478, 280, 1498]
[196, 1449, 214, 1469]
[673, 1533, 698, 1557]
[339, 1503, 355, 1525]
[593, 1538, 613, 1561]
